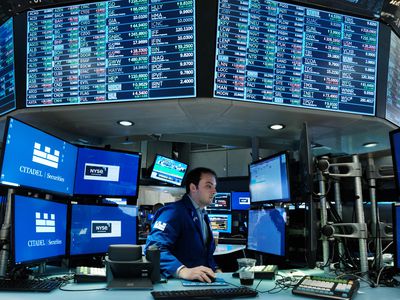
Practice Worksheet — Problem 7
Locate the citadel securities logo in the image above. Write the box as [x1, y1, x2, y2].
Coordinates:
[91, 220, 121, 238]
[32, 142, 60, 169]
[84, 163, 120, 182]
[35, 212, 55, 233]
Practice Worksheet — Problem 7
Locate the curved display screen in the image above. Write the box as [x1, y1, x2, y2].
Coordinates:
[214, 0, 379, 115]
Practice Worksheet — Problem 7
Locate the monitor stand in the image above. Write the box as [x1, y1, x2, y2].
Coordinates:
[106, 277, 153, 290]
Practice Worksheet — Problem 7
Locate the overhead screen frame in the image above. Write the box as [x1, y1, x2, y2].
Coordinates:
[73, 145, 142, 199]
[23, 0, 197, 108]
[248, 150, 292, 205]
[0, 116, 78, 196]
[0, 17, 17, 116]
[11, 194, 68, 266]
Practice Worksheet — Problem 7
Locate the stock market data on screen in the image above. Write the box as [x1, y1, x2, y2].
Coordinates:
[214, 0, 379, 115]
[385, 31, 400, 127]
[26, 0, 196, 107]
[0, 18, 16, 115]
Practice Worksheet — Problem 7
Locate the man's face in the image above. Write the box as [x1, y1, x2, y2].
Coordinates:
[190, 173, 217, 208]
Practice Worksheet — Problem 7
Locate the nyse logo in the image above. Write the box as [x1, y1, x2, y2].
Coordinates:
[83, 163, 120, 182]
[239, 197, 250, 205]
[91, 220, 121, 238]
[85, 166, 108, 177]
[92, 222, 112, 234]
[35, 212, 56, 233]
[32, 142, 60, 169]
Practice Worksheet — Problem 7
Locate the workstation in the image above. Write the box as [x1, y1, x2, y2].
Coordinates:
[0, 0, 400, 299]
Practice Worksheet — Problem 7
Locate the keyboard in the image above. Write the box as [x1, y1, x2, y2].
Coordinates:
[151, 286, 258, 299]
[0, 278, 63, 292]
[292, 275, 359, 300]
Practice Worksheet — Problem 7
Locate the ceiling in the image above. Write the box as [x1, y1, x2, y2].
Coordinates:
[0, 98, 395, 156]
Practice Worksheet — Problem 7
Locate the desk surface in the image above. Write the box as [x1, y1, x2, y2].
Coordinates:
[214, 244, 246, 255]
[0, 271, 398, 300]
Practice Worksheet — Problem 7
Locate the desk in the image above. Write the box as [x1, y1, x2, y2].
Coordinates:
[0, 272, 398, 300]
[214, 244, 246, 256]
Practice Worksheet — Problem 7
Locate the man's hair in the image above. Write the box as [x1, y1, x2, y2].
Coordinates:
[185, 167, 217, 193]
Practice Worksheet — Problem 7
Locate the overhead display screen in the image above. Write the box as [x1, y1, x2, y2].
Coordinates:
[385, 31, 400, 127]
[214, 0, 379, 115]
[26, 0, 196, 107]
[0, 18, 16, 115]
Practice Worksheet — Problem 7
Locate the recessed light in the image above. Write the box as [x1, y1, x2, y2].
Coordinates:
[363, 142, 378, 148]
[268, 124, 285, 130]
[117, 120, 134, 127]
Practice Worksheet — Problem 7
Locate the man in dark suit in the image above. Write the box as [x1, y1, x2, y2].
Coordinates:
[145, 167, 218, 282]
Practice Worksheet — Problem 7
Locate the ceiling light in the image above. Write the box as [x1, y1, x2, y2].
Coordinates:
[117, 120, 134, 127]
[268, 124, 285, 130]
[363, 142, 378, 148]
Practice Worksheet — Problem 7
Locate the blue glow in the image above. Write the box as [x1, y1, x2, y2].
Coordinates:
[0, 118, 77, 195]
[70, 204, 137, 256]
[74, 147, 140, 197]
[13, 195, 67, 264]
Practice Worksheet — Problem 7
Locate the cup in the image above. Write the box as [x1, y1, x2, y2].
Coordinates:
[212, 231, 219, 246]
[237, 258, 256, 285]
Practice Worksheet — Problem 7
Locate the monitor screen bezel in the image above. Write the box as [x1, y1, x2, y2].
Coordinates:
[389, 128, 400, 199]
[393, 203, 400, 273]
[11, 194, 68, 266]
[73, 145, 142, 199]
[248, 151, 291, 205]
[67, 202, 139, 258]
[247, 206, 287, 257]
[149, 153, 188, 187]
[0, 116, 77, 196]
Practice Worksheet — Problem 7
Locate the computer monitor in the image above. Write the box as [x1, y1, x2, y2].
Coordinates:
[69, 203, 137, 256]
[231, 192, 250, 211]
[247, 207, 287, 256]
[208, 213, 232, 234]
[389, 128, 400, 195]
[0, 17, 16, 116]
[207, 192, 231, 211]
[74, 147, 141, 198]
[0, 117, 78, 195]
[150, 154, 188, 186]
[25, 0, 196, 107]
[12, 195, 68, 265]
[385, 31, 400, 127]
[249, 151, 291, 204]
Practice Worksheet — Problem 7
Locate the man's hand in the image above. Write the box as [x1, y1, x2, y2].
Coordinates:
[178, 266, 216, 283]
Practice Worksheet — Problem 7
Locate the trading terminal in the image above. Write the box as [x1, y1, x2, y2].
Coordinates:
[0, 0, 399, 299]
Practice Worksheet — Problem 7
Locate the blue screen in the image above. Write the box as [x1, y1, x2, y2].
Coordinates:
[70, 204, 137, 256]
[247, 208, 286, 256]
[74, 147, 140, 197]
[0, 18, 16, 116]
[13, 195, 67, 264]
[208, 213, 232, 234]
[0, 118, 78, 195]
[249, 152, 290, 203]
[150, 155, 188, 186]
[231, 192, 250, 210]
